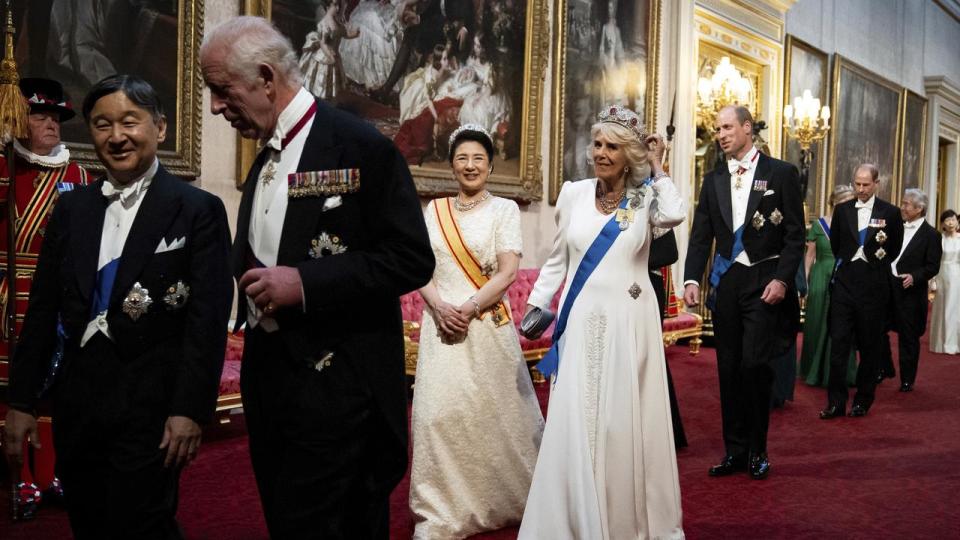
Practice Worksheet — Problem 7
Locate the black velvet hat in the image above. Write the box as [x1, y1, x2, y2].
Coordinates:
[19, 77, 76, 122]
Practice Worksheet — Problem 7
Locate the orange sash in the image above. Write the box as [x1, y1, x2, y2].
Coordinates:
[434, 198, 511, 327]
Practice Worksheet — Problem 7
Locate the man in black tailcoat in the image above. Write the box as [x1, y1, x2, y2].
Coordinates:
[201, 16, 435, 539]
[4, 75, 233, 538]
[878, 188, 940, 392]
[820, 164, 903, 419]
[683, 105, 804, 480]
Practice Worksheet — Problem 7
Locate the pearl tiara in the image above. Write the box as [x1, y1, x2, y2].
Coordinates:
[448, 123, 493, 152]
[597, 105, 648, 143]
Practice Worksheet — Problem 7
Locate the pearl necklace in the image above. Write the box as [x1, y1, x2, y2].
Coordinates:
[453, 191, 490, 212]
[595, 184, 625, 214]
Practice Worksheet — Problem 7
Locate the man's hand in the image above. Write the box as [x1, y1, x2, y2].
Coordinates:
[3, 410, 40, 470]
[239, 266, 304, 315]
[761, 279, 787, 305]
[159, 416, 202, 468]
[683, 284, 700, 307]
[899, 274, 915, 289]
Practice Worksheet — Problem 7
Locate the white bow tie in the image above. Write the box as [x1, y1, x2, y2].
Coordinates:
[727, 159, 751, 175]
[904, 222, 920, 229]
[102, 179, 143, 205]
[855, 201, 872, 209]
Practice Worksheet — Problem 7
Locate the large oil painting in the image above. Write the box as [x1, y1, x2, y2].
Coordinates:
[550, 0, 659, 203]
[245, 0, 548, 200]
[828, 55, 903, 202]
[783, 35, 829, 221]
[899, 90, 927, 192]
[13, 0, 203, 177]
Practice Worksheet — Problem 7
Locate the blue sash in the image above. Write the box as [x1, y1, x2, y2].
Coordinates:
[709, 226, 745, 288]
[89, 258, 120, 321]
[858, 227, 867, 246]
[818, 217, 830, 238]
[536, 197, 629, 380]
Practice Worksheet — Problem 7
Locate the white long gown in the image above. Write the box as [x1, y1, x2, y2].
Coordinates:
[410, 197, 545, 539]
[519, 178, 685, 540]
[930, 235, 960, 354]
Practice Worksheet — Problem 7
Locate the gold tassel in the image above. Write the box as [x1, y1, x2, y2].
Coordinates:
[0, 0, 27, 143]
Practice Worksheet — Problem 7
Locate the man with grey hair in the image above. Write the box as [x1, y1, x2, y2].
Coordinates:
[821, 164, 903, 418]
[200, 16, 434, 538]
[878, 188, 941, 392]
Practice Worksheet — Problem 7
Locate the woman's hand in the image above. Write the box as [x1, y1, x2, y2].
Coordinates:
[433, 300, 470, 336]
[645, 134, 666, 172]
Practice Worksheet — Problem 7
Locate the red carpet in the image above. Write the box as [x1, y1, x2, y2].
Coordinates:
[3, 335, 960, 539]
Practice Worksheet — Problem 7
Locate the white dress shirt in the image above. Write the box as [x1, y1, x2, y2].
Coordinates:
[892, 217, 924, 275]
[851, 195, 875, 263]
[685, 147, 775, 288]
[247, 87, 317, 330]
[81, 159, 159, 347]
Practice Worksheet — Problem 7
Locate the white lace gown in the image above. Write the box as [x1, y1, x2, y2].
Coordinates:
[410, 197, 545, 539]
[519, 178, 685, 540]
[930, 235, 960, 354]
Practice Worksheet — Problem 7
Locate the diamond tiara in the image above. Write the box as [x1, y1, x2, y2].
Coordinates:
[597, 105, 648, 143]
[448, 123, 493, 151]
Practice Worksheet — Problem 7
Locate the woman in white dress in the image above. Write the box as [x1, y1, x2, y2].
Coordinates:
[930, 210, 960, 354]
[409, 124, 544, 539]
[299, 0, 359, 99]
[339, 0, 418, 92]
[519, 105, 685, 540]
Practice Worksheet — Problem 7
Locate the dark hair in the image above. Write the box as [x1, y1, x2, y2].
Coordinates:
[448, 130, 494, 163]
[82, 74, 165, 123]
[940, 209, 957, 223]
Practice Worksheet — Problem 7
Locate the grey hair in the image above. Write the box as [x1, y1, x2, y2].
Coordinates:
[589, 121, 651, 187]
[201, 16, 303, 87]
[902, 188, 929, 216]
[830, 184, 854, 206]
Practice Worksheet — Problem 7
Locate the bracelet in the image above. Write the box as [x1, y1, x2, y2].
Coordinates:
[652, 171, 669, 181]
[469, 296, 481, 318]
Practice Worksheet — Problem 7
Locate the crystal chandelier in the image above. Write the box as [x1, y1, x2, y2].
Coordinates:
[783, 89, 831, 150]
[696, 56, 753, 129]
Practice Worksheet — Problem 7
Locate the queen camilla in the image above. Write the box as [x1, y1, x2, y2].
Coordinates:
[519, 106, 685, 539]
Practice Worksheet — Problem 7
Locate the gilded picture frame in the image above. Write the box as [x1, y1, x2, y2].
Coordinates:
[549, 0, 660, 204]
[16, 0, 204, 178]
[898, 89, 927, 193]
[239, 0, 548, 201]
[827, 55, 904, 203]
[782, 35, 829, 222]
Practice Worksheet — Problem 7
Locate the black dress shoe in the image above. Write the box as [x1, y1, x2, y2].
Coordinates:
[819, 405, 844, 419]
[848, 404, 869, 417]
[749, 454, 770, 480]
[900, 382, 913, 392]
[708, 455, 747, 476]
[875, 369, 896, 383]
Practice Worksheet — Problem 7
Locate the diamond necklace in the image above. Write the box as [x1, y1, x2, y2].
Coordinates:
[453, 190, 490, 212]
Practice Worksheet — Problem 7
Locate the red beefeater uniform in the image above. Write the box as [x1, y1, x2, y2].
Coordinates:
[0, 141, 88, 381]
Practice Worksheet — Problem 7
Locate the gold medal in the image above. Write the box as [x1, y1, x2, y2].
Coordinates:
[752, 211, 766, 231]
[876, 230, 887, 244]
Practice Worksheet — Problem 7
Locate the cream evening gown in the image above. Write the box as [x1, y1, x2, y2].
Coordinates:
[409, 196, 544, 539]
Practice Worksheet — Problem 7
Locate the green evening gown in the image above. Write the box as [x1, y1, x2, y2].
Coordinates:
[798, 218, 857, 386]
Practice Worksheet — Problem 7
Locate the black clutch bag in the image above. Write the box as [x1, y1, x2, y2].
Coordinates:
[519, 307, 555, 340]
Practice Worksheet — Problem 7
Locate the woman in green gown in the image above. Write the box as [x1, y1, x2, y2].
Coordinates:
[799, 185, 858, 386]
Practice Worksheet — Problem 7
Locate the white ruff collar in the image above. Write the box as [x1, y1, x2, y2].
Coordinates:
[13, 139, 71, 168]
